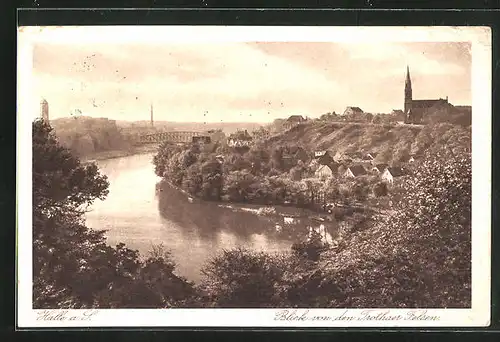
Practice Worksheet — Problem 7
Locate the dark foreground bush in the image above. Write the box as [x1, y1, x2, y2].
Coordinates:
[199, 248, 288, 307]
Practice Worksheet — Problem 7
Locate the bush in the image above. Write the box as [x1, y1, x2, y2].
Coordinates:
[200, 248, 287, 307]
[291, 230, 326, 261]
[373, 181, 388, 197]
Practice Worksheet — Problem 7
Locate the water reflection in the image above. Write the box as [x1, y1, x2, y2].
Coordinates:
[86, 152, 338, 283]
[156, 181, 288, 241]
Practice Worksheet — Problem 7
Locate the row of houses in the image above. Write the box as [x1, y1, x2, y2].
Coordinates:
[311, 150, 409, 184]
[188, 129, 256, 147]
[227, 130, 253, 147]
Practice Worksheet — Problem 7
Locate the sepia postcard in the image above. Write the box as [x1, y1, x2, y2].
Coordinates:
[17, 26, 491, 328]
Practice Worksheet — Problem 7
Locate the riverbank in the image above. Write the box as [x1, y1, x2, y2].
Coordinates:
[80, 144, 158, 163]
[158, 177, 327, 218]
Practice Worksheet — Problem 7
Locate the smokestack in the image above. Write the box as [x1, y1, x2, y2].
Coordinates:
[150, 103, 154, 128]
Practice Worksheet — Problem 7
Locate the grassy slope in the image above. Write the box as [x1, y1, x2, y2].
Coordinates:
[266, 121, 423, 155]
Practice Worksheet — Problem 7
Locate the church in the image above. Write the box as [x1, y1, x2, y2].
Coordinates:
[403, 66, 451, 124]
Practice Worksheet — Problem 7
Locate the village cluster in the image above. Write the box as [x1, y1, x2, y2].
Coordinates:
[192, 122, 415, 188]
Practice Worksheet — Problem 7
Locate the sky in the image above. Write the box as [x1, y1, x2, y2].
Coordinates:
[29, 29, 472, 123]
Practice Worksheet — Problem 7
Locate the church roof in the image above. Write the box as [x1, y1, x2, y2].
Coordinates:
[412, 99, 448, 109]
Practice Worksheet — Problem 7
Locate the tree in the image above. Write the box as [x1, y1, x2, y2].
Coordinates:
[182, 163, 203, 196]
[33, 120, 109, 218]
[222, 170, 258, 202]
[289, 165, 303, 181]
[200, 248, 286, 307]
[153, 141, 180, 177]
[381, 146, 472, 306]
[270, 146, 285, 171]
[372, 115, 382, 124]
[373, 181, 388, 197]
[33, 119, 110, 307]
[33, 120, 194, 308]
[200, 157, 223, 200]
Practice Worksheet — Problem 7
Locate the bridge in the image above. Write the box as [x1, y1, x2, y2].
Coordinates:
[137, 131, 203, 144]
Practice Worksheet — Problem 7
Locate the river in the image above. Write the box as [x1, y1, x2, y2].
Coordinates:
[85, 152, 337, 283]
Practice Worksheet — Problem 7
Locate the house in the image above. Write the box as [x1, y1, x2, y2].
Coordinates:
[228, 130, 253, 147]
[314, 150, 328, 158]
[192, 135, 211, 144]
[311, 151, 339, 178]
[344, 165, 367, 178]
[315, 164, 335, 179]
[207, 129, 227, 144]
[381, 167, 405, 184]
[313, 150, 335, 166]
[343, 152, 363, 162]
[364, 152, 377, 161]
[282, 115, 306, 130]
[372, 163, 388, 174]
[391, 109, 404, 116]
[251, 127, 271, 140]
[343, 106, 364, 116]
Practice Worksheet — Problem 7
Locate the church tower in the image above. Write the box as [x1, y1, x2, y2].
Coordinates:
[40, 98, 49, 122]
[404, 65, 412, 115]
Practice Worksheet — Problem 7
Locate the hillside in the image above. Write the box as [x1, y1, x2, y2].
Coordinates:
[265, 121, 471, 165]
[50, 116, 133, 158]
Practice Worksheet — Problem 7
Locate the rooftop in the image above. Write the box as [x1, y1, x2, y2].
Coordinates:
[347, 165, 367, 176]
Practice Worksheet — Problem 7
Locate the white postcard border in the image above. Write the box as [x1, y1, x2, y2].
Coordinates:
[16, 26, 491, 328]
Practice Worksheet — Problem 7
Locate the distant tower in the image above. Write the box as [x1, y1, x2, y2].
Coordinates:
[150, 103, 154, 128]
[40, 98, 49, 122]
[404, 65, 412, 115]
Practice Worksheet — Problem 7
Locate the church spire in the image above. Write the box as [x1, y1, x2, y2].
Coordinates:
[404, 66, 412, 115]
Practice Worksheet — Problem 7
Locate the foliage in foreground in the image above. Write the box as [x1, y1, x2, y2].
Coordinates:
[33, 120, 195, 308]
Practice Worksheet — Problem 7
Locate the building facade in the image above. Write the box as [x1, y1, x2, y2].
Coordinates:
[404, 66, 450, 124]
[315, 164, 334, 180]
[40, 99, 49, 122]
[282, 115, 306, 130]
[343, 106, 364, 117]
